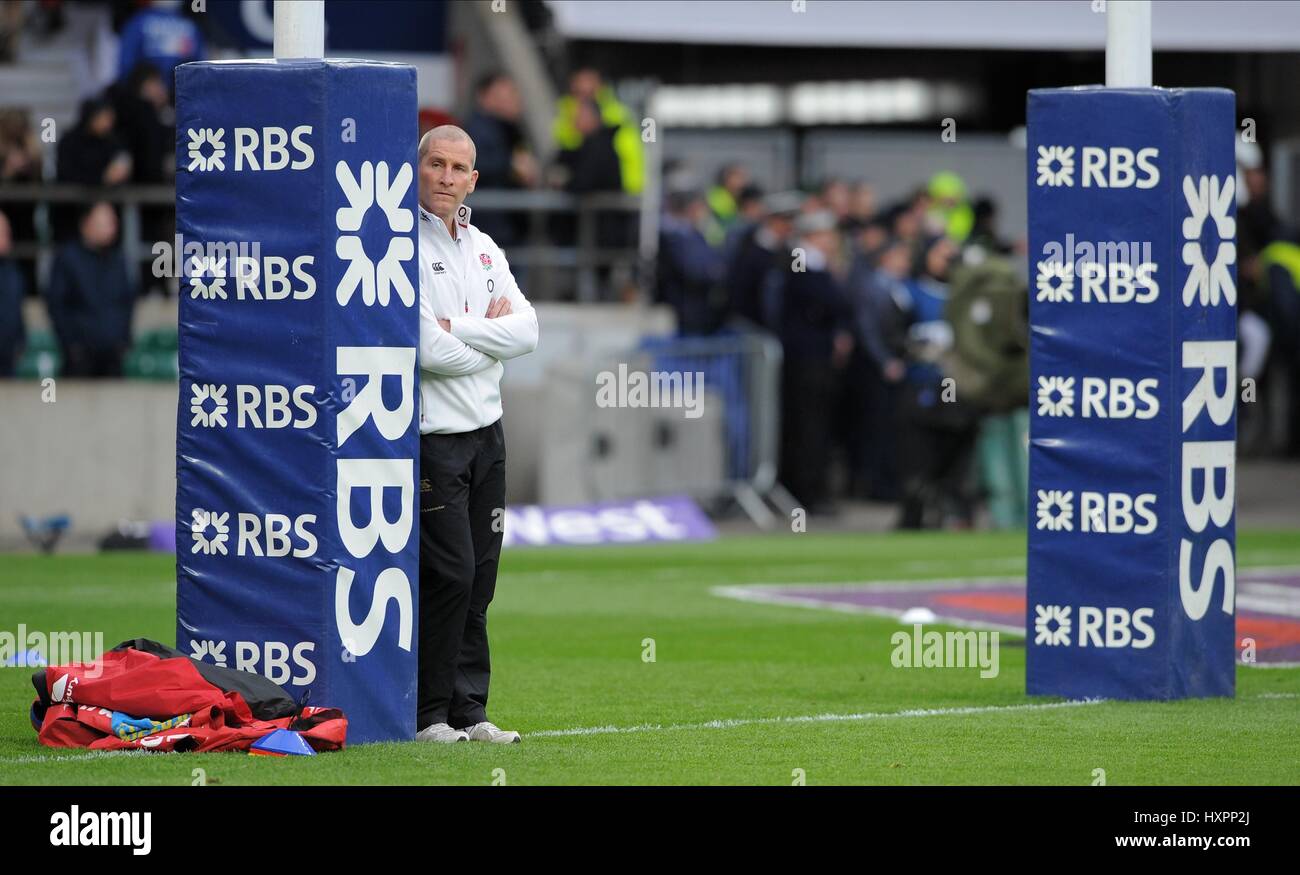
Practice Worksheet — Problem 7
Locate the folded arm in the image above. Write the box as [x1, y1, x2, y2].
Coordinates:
[420, 283, 498, 375]
[420, 325, 498, 375]
[448, 248, 539, 360]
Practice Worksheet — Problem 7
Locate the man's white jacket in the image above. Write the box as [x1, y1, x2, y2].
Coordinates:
[418, 203, 538, 434]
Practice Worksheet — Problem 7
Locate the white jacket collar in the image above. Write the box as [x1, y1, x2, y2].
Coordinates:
[419, 203, 473, 233]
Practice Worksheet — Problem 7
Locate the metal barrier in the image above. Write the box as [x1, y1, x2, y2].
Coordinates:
[0, 183, 645, 302]
[543, 327, 797, 528]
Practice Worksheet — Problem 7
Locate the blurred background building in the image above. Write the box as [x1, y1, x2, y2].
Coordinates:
[1, 0, 1298, 549]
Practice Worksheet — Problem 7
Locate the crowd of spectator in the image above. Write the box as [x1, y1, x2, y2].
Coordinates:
[1, 13, 1297, 524]
[0, 0, 192, 376]
[654, 165, 1033, 529]
[1236, 144, 1300, 459]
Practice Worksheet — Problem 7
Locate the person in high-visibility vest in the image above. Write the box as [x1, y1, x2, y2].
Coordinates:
[552, 67, 644, 195]
[926, 171, 974, 243]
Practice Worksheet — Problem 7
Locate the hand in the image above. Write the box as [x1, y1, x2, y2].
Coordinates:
[486, 296, 512, 319]
[104, 154, 132, 185]
[832, 331, 853, 368]
[2, 150, 28, 178]
[437, 318, 451, 332]
[512, 150, 539, 188]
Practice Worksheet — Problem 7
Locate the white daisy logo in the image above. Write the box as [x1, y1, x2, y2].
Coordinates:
[1036, 145, 1074, 187]
[1181, 174, 1236, 307]
[188, 255, 227, 300]
[189, 383, 228, 427]
[1035, 260, 1074, 303]
[1037, 376, 1075, 417]
[1035, 489, 1074, 531]
[189, 639, 227, 667]
[190, 508, 230, 555]
[335, 160, 415, 307]
[1034, 604, 1072, 646]
[186, 128, 226, 172]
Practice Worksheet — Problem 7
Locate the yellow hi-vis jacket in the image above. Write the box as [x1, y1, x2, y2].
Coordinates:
[553, 87, 644, 195]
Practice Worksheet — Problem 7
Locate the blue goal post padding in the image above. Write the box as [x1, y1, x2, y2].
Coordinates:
[1026, 86, 1238, 700]
[175, 59, 420, 742]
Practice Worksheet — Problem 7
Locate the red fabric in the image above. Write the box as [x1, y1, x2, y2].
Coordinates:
[41, 648, 229, 718]
[33, 649, 347, 753]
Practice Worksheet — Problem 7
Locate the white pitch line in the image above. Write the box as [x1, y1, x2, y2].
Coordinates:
[528, 698, 1106, 738]
[1, 696, 1294, 760]
[529, 691, 1300, 739]
[0, 749, 153, 765]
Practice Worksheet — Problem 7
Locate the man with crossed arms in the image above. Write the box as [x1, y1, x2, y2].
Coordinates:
[413, 125, 538, 743]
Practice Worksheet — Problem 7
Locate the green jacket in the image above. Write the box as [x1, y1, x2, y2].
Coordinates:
[943, 256, 1029, 413]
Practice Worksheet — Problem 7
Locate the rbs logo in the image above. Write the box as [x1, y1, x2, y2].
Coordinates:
[185, 126, 314, 173]
[1034, 604, 1156, 649]
[236, 640, 316, 685]
[1038, 376, 1159, 419]
[1080, 147, 1160, 189]
[1036, 145, 1159, 189]
[188, 382, 317, 429]
[190, 639, 316, 685]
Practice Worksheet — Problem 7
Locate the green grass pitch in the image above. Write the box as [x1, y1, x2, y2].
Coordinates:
[1, 530, 1298, 785]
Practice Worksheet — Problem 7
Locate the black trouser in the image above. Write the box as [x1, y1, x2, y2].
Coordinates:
[416, 419, 506, 730]
[897, 386, 978, 529]
[780, 357, 835, 509]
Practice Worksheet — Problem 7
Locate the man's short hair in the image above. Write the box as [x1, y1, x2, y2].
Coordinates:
[78, 200, 114, 226]
[474, 71, 509, 97]
[418, 125, 477, 169]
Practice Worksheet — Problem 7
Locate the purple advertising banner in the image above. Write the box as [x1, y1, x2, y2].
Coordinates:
[502, 495, 716, 548]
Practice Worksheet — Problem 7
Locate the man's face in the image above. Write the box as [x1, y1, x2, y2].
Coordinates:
[484, 79, 522, 121]
[880, 242, 911, 277]
[89, 108, 114, 137]
[723, 166, 748, 194]
[418, 137, 478, 216]
[570, 69, 600, 100]
[81, 203, 118, 248]
[141, 76, 167, 108]
[768, 215, 793, 240]
[806, 228, 838, 259]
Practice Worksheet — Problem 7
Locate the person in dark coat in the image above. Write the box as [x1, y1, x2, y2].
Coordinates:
[108, 62, 172, 185]
[723, 190, 801, 330]
[657, 183, 725, 335]
[842, 235, 911, 500]
[0, 209, 25, 377]
[45, 202, 135, 378]
[891, 235, 979, 529]
[109, 61, 175, 256]
[57, 99, 130, 187]
[777, 210, 854, 514]
[0, 109, 43, 295]
[555, 97, 628, 261]
[558, 98, 622, 195]
[54, 99, 131, 242]
[463, 72, 536, 246]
